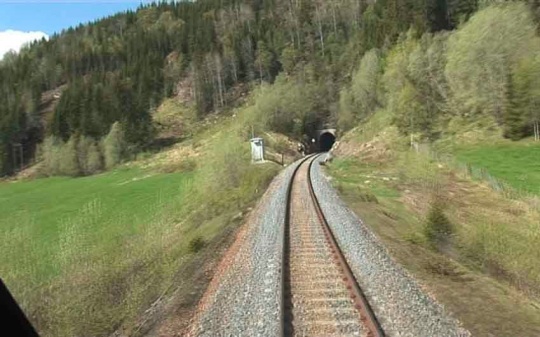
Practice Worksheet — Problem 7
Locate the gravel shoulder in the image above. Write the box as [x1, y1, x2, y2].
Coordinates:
[311, 155, 469, 337]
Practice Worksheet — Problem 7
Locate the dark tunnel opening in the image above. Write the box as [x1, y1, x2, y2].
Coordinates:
[319, 132, 336, 152]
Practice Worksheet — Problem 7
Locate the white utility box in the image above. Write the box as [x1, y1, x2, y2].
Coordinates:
[250, 137, 265, 163]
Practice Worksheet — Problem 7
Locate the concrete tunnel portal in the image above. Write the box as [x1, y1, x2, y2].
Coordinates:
[319, 132, 336, 152]
[314, 128, 337, 152]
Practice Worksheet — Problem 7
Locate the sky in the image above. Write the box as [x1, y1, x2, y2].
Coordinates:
[0, 1, 150, 58]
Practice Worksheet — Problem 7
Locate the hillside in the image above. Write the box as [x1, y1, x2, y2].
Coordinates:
[0, 0, 485, 177]
[2, 0, 540, 336]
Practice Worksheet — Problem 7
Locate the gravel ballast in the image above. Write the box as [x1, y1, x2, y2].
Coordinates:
[190, 159, 305, 337]
[311, 155, 470, 337]
[191, 154, 469, 337]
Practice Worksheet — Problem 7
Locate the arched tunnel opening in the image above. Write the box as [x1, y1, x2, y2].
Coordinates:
[319, 132, 336, 152]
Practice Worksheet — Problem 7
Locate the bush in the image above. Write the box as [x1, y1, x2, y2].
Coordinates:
[424, 199, 453, 245]
[86, 142, 103, 174]
[358, 190, 379, 203]
[58, 136, 81, 177]
[103, 122, 126, 170]
[41, 136, 63, 176]
[159, 158, 197, 174]
[273, 138, 289, 154]
[188, 236, 205, 253]
[40, 135, 106, 177]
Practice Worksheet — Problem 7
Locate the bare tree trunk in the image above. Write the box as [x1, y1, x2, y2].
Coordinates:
[215, 54, 224, 107]
[191, 64, 198, 107]
[315, 5, 324, 56]
[289, 28, 295, 46]
[288, 0, 300, 49]
[319, 28, 325, 56]
[331, 4, 337, 35]
[316, 6, 325, 56]
[230, 58, 238, 82]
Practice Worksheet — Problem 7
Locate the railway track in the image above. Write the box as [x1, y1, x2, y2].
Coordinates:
[282, 154, 384, 337]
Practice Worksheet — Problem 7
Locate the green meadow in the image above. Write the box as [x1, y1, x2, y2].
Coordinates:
[455, 142, 540, 195]
[0, 168, 194, 336]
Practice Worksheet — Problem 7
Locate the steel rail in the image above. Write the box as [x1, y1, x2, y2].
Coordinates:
[280, 154, 316, 337]
[281, 153, 385, 337]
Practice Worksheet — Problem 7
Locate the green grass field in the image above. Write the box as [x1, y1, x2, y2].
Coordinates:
[0, 168, 191, 236]
[455, 142, 540, 195]
[0, 168, 196, 336]
[0, 167, 192, 278]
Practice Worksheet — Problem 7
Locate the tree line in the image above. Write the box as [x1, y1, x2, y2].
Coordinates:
[40, 122, 125, 177]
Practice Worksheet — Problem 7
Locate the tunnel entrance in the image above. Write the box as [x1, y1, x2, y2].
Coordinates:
[319, 132, 336, 152]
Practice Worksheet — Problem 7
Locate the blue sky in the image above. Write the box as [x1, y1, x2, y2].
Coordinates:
[0, 1, 147, 35]
[0, 1, 152, 58]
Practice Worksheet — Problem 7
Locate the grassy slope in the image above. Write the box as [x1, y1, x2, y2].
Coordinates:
[326, 112, 540, 336]
[0, 97, 285, 336]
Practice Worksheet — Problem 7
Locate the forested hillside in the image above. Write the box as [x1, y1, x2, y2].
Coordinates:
[0, 0, 483, 176]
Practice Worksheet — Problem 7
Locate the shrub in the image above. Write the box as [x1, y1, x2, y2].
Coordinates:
[273, 138, 289, 154]
[188, 236, 205, 253]
[103, 122, 126, 170]
[424, 199, 453, 245]
[77, 136, 92, 174]
[41, 136, 63, 176]
[359, 190, 379, 203]
[86, 142, 103, 174]
[58, 136, 81, 176]
[159, 158, 197, 174]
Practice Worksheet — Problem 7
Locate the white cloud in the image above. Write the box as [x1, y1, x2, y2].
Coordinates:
[0, 30, 49, 59]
